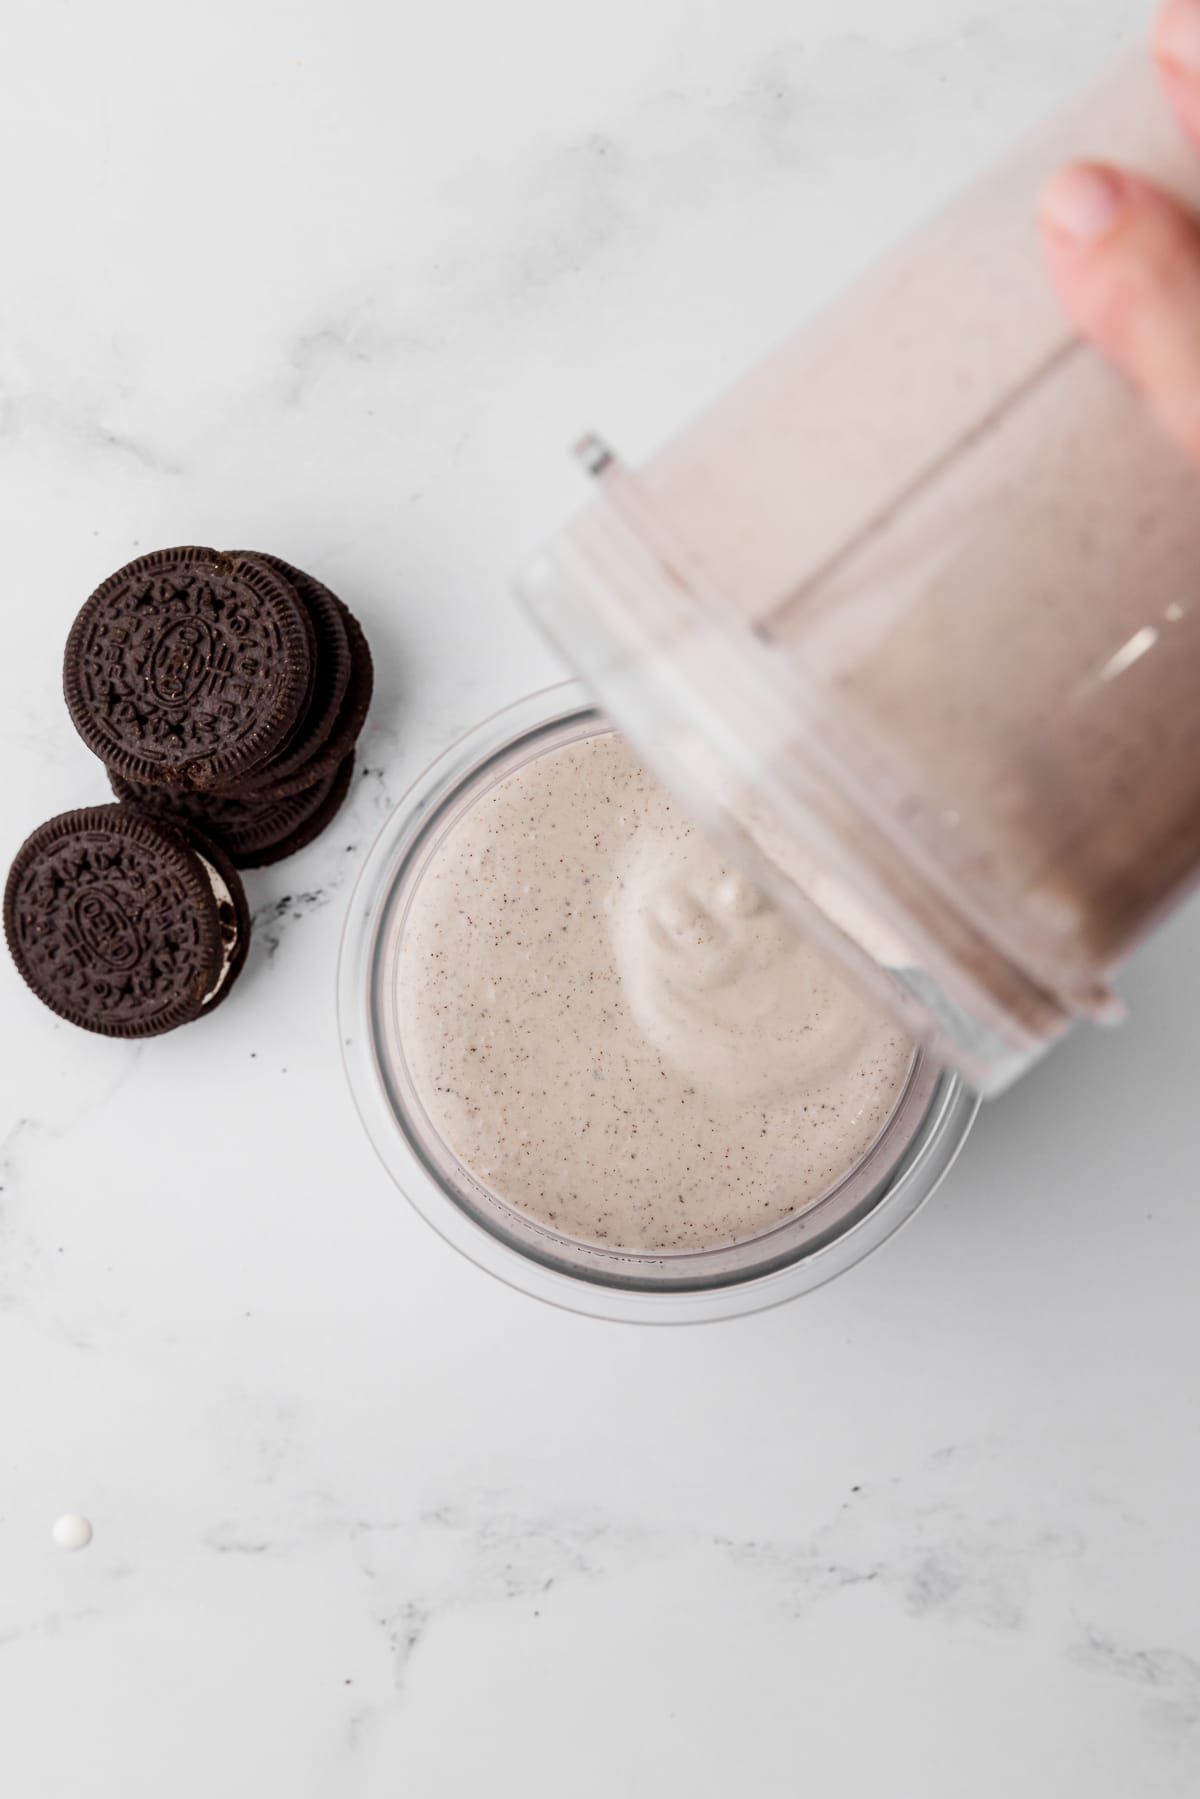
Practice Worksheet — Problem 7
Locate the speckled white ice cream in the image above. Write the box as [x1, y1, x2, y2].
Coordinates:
[398, 732, 915, 1251]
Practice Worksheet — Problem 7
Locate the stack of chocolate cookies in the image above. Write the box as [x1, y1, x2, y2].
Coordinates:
[66, 547, 372, 868]
[4, 546, 372, 1037]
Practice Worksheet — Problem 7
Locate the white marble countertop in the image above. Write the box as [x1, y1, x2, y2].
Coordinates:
[4, 0, 1200, 1793]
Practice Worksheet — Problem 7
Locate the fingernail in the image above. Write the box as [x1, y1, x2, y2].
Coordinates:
[1040, 164, 1126, 246]
[1157, 0, 1200, 75]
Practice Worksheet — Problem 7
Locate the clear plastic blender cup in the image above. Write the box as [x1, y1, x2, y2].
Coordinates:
[518, 51, 1200, 1095]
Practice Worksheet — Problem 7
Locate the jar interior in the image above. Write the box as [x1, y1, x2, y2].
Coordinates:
[360, 698, 961, 1297]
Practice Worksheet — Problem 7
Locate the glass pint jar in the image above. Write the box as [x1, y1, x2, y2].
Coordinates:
[518, 53, 1200, 1095]
[338, 686, 978, 1322]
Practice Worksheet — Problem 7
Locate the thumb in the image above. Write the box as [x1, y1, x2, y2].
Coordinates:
[1040, 161, 1200, 465]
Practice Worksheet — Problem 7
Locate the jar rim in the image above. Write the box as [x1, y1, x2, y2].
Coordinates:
[338, 683, 979, 1323]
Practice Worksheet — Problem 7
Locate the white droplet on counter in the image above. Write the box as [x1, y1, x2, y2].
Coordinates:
[52, 1514, 93, 1552]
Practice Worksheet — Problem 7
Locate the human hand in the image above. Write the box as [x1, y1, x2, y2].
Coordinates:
[1040, 0, 1200, 462]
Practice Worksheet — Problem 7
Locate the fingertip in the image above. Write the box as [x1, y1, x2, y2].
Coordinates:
[1039, 162, 1130, 251]
[1155, 0, 1200, 151]
[1155, 0, 1200, 79]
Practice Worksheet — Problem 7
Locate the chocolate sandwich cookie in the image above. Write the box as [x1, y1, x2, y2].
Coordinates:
[238, 602, 373, 802]
[4, 806, 250, 1038]
[110, 751, 356, 869]
[64, 547, 314, 792]
[232, 554, 353, 789]
[265, 751, 356, 862]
